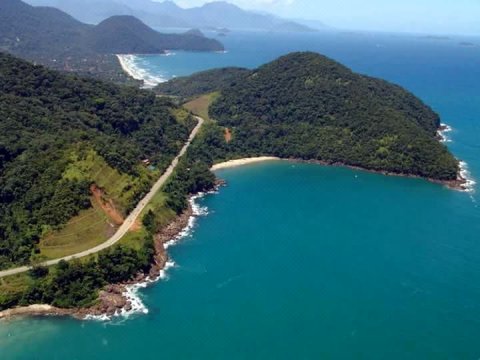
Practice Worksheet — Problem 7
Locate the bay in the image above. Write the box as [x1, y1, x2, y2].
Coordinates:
[1, 30, 479, 359]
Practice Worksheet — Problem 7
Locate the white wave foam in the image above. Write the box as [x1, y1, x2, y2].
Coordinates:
[85, 193, 211, 321]
[458, 161, 477, 193]
[83, 281, 150, 322]
[437, 123, 453, 143]
[165, 193, 209, 249]
[84, 313, 111, 321]
[119, 282, 149, 317]
[116, 54, 167, 89]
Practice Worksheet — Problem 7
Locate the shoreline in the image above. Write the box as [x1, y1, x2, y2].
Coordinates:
[209, 123, 474, 193]
[116, 54, 167, 89]
[211, 156, 473, 192]
[282, 158, 471, 192]
[437, 123, 453, 143]
[1, 124, 475, 321]
[210, 157, 280, 170]
[0, 149, 472, 321]
[0, 192, 211, 322]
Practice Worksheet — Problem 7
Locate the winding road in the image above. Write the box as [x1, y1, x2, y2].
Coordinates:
[0, 116, 204, 279]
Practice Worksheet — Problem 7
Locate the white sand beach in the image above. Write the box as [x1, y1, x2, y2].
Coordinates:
[116, 54, 166, 88]
[211, 157, 280, 171]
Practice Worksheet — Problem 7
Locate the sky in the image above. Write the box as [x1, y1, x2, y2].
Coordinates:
[170, 0, 480, 35]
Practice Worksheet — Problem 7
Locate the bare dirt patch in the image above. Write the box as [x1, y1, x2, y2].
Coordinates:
[90, 184, 124, 225]
[224, 127, 232, 142]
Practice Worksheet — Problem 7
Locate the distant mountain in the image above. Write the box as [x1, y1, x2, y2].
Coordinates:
[25, 0, 319, 32]
[156, 67, 250, 98]
[87, 16, 224, 53]
[270, 21, 318, 33]
[0, 0, 223, 82]
[290, 18, 330, 31]
[0, 0, 86, 57]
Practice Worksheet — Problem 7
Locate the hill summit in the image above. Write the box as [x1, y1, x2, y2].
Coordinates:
[210, 52, 458, 180]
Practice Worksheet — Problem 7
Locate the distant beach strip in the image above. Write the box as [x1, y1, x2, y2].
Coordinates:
[116, 54, 167, 88]
[211, 157, 281, 171]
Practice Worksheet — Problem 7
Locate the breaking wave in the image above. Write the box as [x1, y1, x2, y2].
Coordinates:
[438, 123, 453, 143]
[116, 54, 167, 88]
[85, 193, 211, 321]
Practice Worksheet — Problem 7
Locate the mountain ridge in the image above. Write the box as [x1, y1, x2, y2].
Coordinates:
[0, 0, 223, 82]
[24, 0, 319, 32]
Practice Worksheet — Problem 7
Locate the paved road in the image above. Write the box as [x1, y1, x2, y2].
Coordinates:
[0, 117, 204, 278]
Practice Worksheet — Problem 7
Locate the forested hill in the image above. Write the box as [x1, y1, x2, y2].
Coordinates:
[0, 52, 194, 269]
[155, 67, 250, 98]
[0, 0, 223, 82]
[187, 52, 458, 181]
[86, 16, 224, 54]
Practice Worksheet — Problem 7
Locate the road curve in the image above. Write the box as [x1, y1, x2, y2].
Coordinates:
[0, 116, 204, 279]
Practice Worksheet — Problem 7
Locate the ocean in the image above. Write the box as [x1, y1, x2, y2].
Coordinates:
[2, 30, 480, 359]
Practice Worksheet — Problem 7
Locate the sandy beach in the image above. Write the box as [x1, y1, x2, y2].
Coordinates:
[116, 54, 165, 88]
[211, 157, 280, 171]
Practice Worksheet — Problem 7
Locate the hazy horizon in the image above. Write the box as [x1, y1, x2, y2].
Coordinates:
[159, 0, 480, 36]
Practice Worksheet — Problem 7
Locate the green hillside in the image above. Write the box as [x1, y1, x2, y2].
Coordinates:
[203, 52, 458, 180]
[87, 16, 224, 54]
[155, 67, 250, 98]
[0, 0, 224, 82]
[0, 52, 194, 270]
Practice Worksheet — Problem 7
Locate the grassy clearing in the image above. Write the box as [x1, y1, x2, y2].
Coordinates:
[64, 148, 156, 212]
[1, 112, 188, 287]
[0, 273, 31, 306]
[38, 201, 115, 260]
[171, 107, 191, 125]
[119, 228, 149, 251]
[34, 149, 156, 260]
[183, 92, 220, 122]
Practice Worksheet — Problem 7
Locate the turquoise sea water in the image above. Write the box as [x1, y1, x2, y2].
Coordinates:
[2, 31, 480, 359]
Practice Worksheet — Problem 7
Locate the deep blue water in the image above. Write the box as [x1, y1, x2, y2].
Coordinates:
[1, 31, 479, 359]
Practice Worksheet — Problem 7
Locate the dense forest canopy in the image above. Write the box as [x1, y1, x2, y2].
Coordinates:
[155, 67, 250, 98]
[0, 52, 194, 269]
[195, 52, 458, 180]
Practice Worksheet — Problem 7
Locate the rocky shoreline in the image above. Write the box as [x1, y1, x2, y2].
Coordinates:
[1, 123, 471, 321]
[210, 156, 468, 192]
[0, 204, 196, 321]
[210, 125, 470, 192]
[281, 158, 469, 191]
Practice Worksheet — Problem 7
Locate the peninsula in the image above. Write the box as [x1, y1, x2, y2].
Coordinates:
[158, 52, 463, 187]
